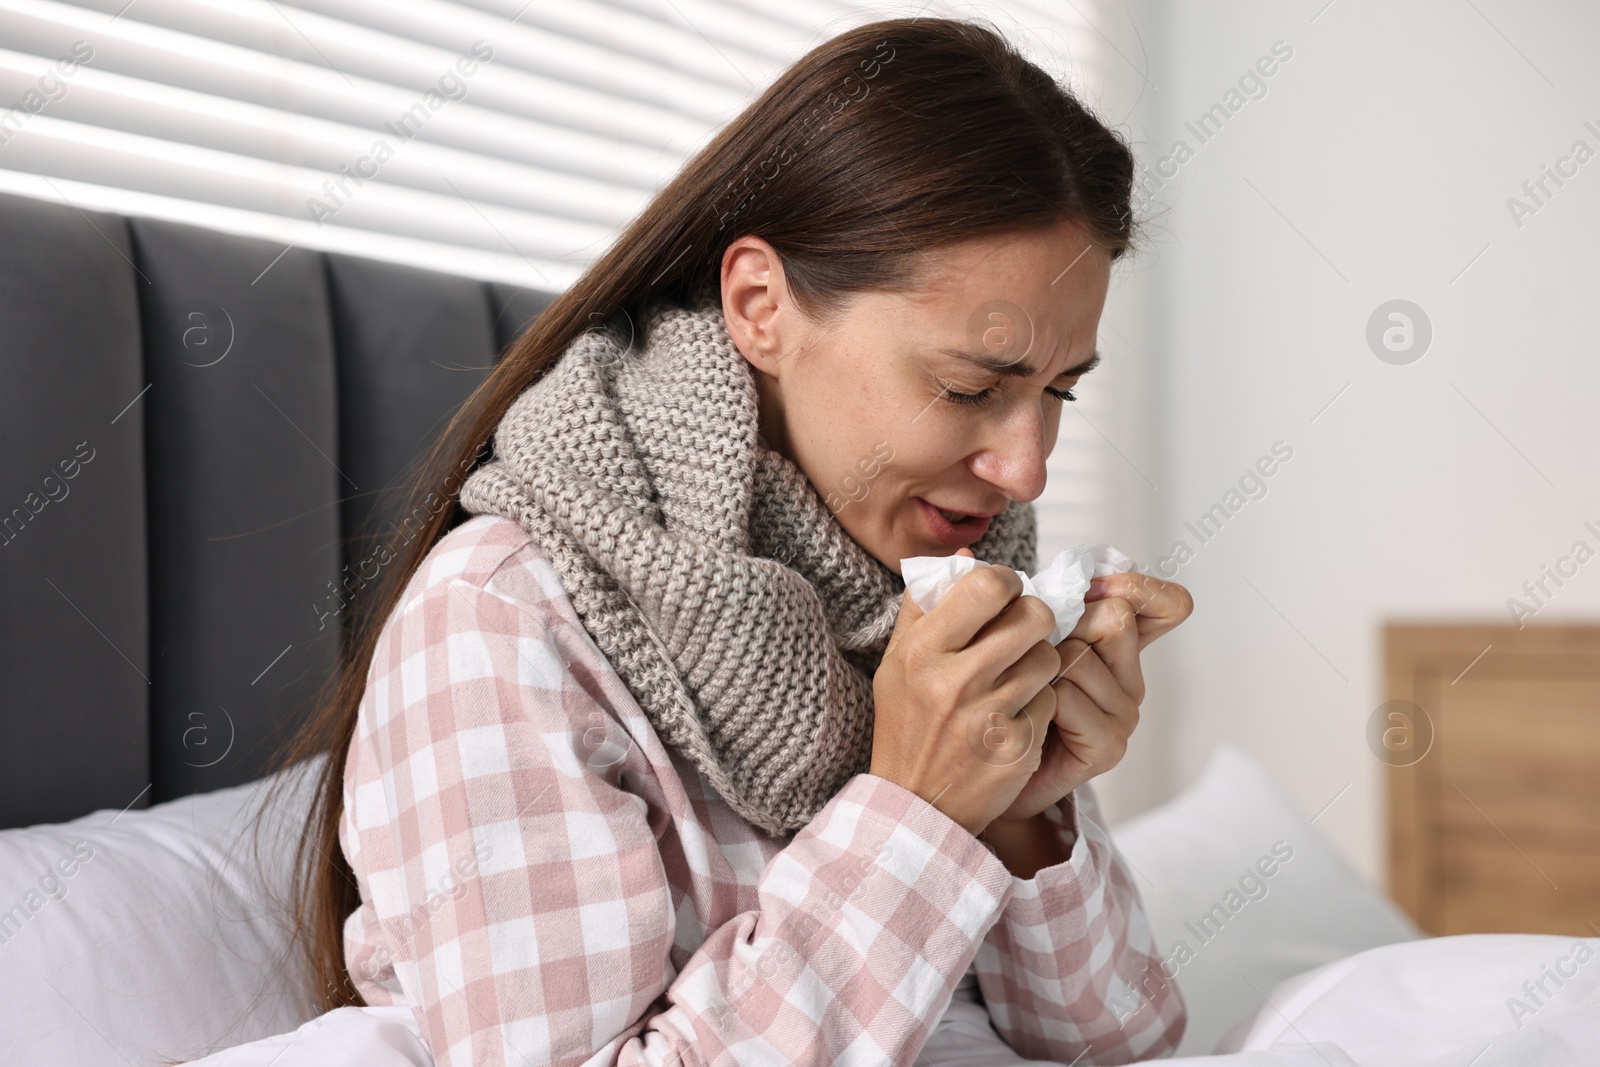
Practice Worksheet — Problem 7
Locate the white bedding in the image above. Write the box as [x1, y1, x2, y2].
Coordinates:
[174, 933, 1600, 1066]
[5, 746, 1592, 1065]
[1200, 932, 1600, 1066]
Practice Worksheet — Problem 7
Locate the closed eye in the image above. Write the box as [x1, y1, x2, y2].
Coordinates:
[943, 382, 1079, 406]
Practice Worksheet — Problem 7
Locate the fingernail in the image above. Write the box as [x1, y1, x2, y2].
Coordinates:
[1087, 578, 1109, 598]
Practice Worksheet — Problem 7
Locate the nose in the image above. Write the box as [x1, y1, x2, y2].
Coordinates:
[968, 396, 1052, 503]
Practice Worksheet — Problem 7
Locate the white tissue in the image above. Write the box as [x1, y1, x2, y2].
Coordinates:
[900, 542, 1136, 645]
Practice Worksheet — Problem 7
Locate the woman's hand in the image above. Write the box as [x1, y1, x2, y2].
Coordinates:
[989, 570, 1194, 828]
[871, 548, 1060, 837]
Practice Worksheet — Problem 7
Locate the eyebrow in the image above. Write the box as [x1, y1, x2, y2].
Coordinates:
[939, 348, 1102, 380]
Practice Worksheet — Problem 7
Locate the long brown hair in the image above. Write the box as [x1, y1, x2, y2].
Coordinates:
[261, 15, 1138, 1015]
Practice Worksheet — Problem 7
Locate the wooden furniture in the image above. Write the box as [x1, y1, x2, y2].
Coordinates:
[1384, 623, 1600, 937]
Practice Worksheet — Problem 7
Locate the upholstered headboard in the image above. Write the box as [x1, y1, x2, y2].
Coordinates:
[0, 190, 555, 829]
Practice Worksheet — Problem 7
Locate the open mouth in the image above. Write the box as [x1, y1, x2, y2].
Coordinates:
[915, 498, 996, 546]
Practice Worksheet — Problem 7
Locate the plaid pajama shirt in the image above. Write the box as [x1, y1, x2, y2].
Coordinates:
[339, 514, 1185, 1067]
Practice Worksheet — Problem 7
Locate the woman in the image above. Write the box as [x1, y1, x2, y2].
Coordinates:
[273, 16, 1192, 1067]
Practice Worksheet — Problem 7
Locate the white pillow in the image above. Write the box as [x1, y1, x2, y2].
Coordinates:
[1107, 745, 1422, 1057]
[1218, 933, 1600, 1063]
[0, 755, 326, 1066]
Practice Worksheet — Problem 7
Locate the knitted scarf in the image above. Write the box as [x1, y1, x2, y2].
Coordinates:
[457, 295, 1038, 834]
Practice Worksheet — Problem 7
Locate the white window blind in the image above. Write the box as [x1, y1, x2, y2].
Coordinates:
[0, 0, 1121, 548]
[0, 0, 1104, 284]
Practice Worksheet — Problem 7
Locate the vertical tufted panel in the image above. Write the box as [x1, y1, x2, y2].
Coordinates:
[323, 255, 500, 642]
[0, 191, 148, 828]
[130, 220, 344, 801]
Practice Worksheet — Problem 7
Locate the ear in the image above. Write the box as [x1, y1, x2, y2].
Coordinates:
[720, 235, 792, 379]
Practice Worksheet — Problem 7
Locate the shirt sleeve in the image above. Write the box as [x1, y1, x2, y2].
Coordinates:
[972, 784, 1187, 1063]
[343, 553, 1023, 1067]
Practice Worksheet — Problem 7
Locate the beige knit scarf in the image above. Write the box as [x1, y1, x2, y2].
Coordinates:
[457, 295, 1038, 834]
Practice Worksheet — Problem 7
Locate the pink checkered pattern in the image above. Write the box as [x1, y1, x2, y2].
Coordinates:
[339, 514, 1185, 1066]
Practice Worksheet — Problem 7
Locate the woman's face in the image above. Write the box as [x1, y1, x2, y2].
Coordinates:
[720, 217, 1113, 574]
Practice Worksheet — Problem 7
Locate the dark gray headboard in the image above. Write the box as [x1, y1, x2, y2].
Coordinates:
[0, 190, 555, 829]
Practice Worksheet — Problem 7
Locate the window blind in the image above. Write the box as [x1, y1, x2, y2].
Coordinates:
[0, 0, 1104, 284]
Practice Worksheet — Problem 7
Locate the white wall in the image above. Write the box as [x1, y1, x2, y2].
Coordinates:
[1106, 0, 1600, 883]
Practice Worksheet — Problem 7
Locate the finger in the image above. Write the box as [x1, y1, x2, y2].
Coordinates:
[1086, 571, 1194, 650]
[989, 637, 1062, 714]
[917, 557, 1027, 655]
[1050, 675, 1133, 776]
[1063, 598, 1143, 703]
[885, 586, 925, 657]
[888, 547, 967, 653]
[1018, 676, 1058, 742]
[1053, 639, 1141, 718]
[963, 593, 1058, 684]
[1025, 717, 1091, 794]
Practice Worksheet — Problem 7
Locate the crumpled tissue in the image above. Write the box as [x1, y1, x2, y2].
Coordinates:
[900, 542, 1137, 646]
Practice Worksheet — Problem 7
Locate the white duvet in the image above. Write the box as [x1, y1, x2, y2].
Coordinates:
[183, 933, 1600, 1067]
[1197, 932, 1600, 1067]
